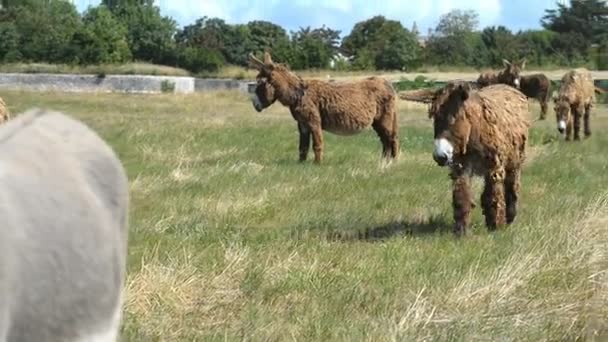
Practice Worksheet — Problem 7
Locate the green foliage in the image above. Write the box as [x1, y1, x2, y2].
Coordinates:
[160, 79, 175, 93]
[9, 1, 81, 63]
[109, 3, 178, 65]
[290, 26, 341, 69]
[177, 47, 223, 74]
[426, 10, 481, 66]
[70, 5, 131, 64]
[247, 20, 291, 57]
[481, 26, 519, 67]
[542, 0, 608, 64]
[392, 75, 435, 91]
[342, 16, 420, 70]
[0, 21, 20, 62]
[517, 30, 557, 67]
[0, 1, 606, 73]
[175, 17, 255, 67]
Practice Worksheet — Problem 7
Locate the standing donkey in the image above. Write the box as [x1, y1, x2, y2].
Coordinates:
[249, 52, 399, 164]
[400, 83, 530, 235]
[0, 109, 129, 342]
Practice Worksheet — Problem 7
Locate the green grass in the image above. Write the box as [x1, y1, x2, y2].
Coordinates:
[2, 90, 608, 341]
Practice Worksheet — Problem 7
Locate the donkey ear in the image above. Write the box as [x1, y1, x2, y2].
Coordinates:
[248, 53, 265, 70]
[263, 52, 274, 65]
[502, 59, 511, 68]
[520, 58, 527, 69]
[458, 83, 471, 101]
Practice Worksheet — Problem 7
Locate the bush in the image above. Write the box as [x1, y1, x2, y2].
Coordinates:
[177, 47, 224, 74]
[160, 79, 175, 93]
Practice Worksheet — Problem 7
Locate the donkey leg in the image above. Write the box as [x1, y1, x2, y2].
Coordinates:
[389, 109, 399, 159]
[505, 168, 521, 224]
[371, 121, 390, 159]
[565, 115, 573, 141]
[482, 167, 507, 230]
[573, 109, 581, 141]
[539, 98, 548, 120]
[584, 104, 592, 137]
[451, 170, 472, 236]
[297, 122, 311, 162]
[309, 123, 324, 164]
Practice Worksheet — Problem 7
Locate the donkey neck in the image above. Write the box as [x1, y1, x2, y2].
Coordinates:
[269, 71, 306, 106]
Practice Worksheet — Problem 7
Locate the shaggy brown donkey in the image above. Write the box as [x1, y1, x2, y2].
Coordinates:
[520, 73, 552, 120]
[249, 52, 398, 163]
[401, 83, 530, 235]
[553, 68, 599, 141]
[477, 59, 526, 89]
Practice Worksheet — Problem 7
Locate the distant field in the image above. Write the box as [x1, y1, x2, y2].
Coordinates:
[3, 62, 608, 84]
[2, 90, 608, 340]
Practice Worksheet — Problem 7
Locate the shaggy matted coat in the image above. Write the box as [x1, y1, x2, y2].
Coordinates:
[0, 97, 10, 123]
[249, 52, 398, 163]
[0, 109, 129, 341]
[553, 68, 598, 141]
[400, 83, 530, 235]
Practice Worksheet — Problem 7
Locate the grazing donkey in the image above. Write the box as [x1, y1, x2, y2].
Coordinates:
[249, 52, 398, 163]
[400, 83, 530, 235]
[0, 109, 129, 342]
[520, 73, 552, 120]
[477, 59, 526, 89]
[553, 68, 601, 141]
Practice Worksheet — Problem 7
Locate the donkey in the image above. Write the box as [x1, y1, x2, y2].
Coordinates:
[0, 109, 129, 342]
[477, 59, 526, 89]
[400, 83, 530, 235]
[249, 52, 398, 163]
[520, 73, 552, 120]
[553, 68, 604, 141]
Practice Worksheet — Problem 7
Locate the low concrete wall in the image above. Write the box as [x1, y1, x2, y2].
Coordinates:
[0, 73, 197, 94]
[194, 78, 250, 93]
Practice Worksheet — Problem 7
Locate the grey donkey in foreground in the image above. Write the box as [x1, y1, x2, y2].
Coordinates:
[0, 109, 129, 341]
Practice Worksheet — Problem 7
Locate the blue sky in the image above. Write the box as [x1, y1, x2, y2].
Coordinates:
[74, 0, 560, 36]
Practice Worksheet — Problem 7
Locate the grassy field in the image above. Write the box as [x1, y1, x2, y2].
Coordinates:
[2, 89, 608, 341]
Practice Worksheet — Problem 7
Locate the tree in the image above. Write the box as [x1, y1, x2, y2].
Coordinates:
[110, 2, 178, 65]
[516, 29, 557, 66]
[341, 16, 420, 70]
[247, 20, 293, 63]
[542, 0, 608, 64]
[175, 17, 255, 66]
[481, 26, 519, 66]
[101, 0, 154, 10]
[435, 9, 479, 37]
[10, 0, 81, 63]
[425, 9, 481, 66]
[291, 25, 341, 69]
[70, 5, 131, 64]
[542, 0, 608, 45]
[0, 21, 20, 61]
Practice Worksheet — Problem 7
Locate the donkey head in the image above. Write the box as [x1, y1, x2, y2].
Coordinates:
[553, 96, 570, 134]
[251, 78, 277, 112]
[400, 82, 473, 167]
[501, 59, 526, 89]
[249, 52, 304, 109]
